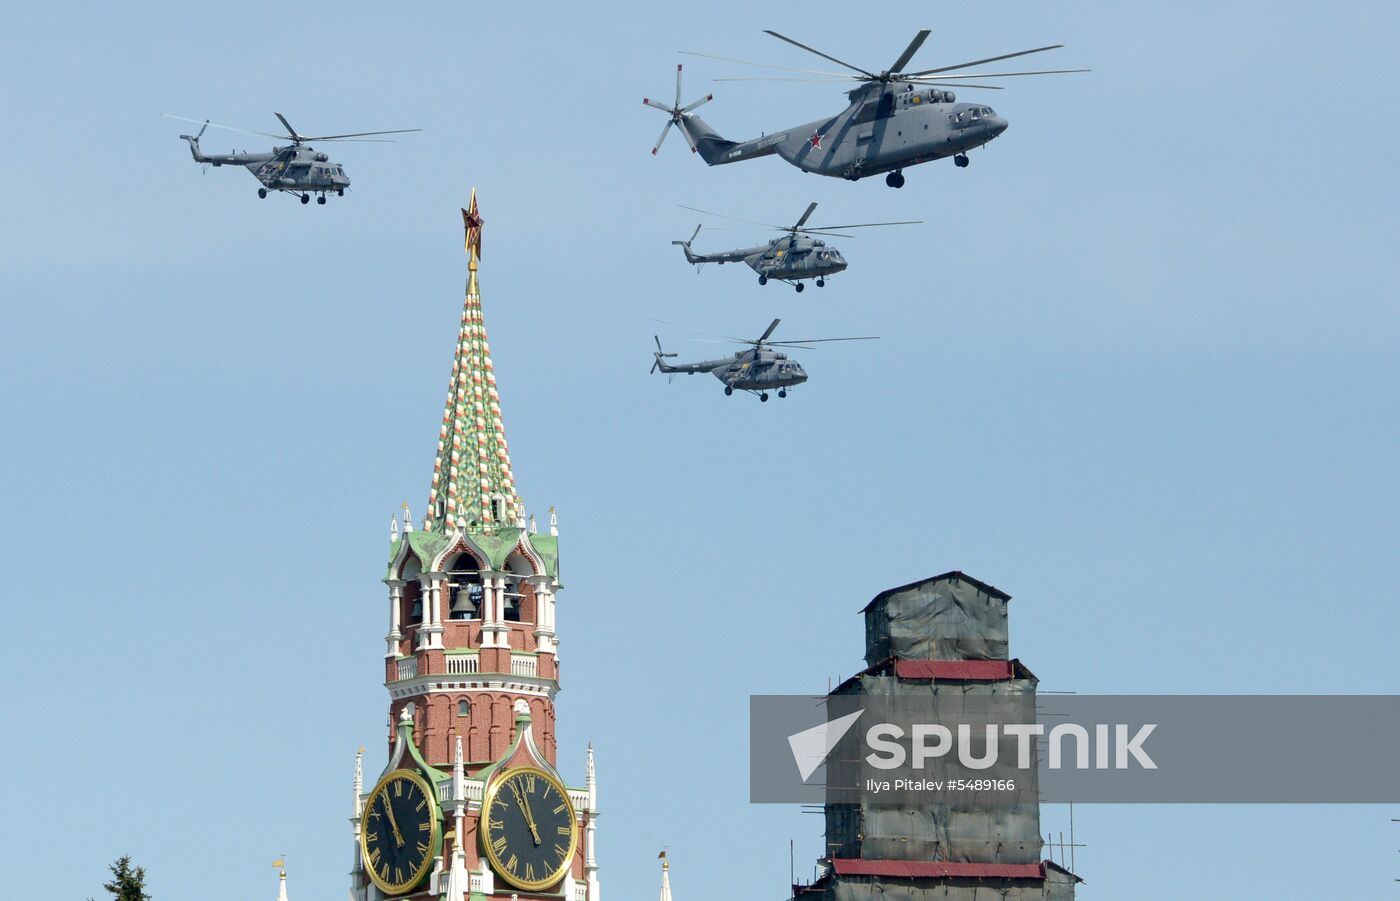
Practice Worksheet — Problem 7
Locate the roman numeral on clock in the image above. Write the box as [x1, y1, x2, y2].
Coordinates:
[557, 825, 571, 835]
[506, 854, 519, 873]
[417, 841, 428, 856]
[554, 843, 568, 862]
[492, 835, 508, 855]
[553, 802, 566, 814]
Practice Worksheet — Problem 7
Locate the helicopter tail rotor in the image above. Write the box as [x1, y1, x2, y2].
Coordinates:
[177, 120, 211, 163]
[651, 336, 679, 376]
[671, 225, 703, 267]
[644, 64, 713, 155]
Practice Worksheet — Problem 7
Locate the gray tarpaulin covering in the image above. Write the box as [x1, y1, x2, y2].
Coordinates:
[821, 870, 1078, 901]
[864, 575, 1009, 664]
[828, 677, 1042, 865]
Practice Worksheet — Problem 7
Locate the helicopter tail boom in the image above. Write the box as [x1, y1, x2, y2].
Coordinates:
[681, 114, 777, 167]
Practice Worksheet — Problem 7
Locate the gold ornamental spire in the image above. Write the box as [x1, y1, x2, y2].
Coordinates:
[425, 191, 522, 534]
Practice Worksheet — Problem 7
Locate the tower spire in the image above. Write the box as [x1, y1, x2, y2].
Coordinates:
[657, 851, 672, 901]
[426, 190, 521, 534]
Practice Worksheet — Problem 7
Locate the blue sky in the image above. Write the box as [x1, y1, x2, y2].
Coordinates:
[2, 2, 1398, 899]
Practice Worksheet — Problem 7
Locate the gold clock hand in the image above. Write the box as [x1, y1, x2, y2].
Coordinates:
[381, 794, 405, 848]
[510, 781, 542, 845]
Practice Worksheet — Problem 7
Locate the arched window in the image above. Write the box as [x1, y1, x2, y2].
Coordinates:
[457, 699, 471, 717]
[447, 553, 483, 620]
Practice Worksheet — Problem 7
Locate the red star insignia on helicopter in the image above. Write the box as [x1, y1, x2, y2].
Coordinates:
[808, 131, 825, 150]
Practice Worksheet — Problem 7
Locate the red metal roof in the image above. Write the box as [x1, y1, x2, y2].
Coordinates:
[830, 859, 1045, 880]
[894, 659, 1016, 681]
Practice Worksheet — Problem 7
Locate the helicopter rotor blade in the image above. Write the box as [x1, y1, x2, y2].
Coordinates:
[643, 97, 673, 111]
[652, 120, 673, 155]
[274, 112, 301, 141]
[763, 30, 875, 79]
[905, 44, 1063, 78]
[904, 81, 1006, 89]
[302, 128, 423, 140]
[679, 50, 854, 79]
[912, 68, 1091, 80]
[757, 319, 782, 344]
[792, 202, 818, 230]
[677, 117, 699, 152]
[678, 205, 781, 230]
[675, 63, 683, 108]
[797, 230, 856, 238]
[888, 29, 931, 75]
[712, 76, 861, 82]
[647, 317, 749, 345]
[162, 114, 286, 140]
[804, 220, 922, 231]
[681, 93, 713, 113]
[769, 336, 880, 345]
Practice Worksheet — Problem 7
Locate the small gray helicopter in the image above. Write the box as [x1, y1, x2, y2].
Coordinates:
[164, 113, 420, 204]
[646, 30, 1086, 187]
[673, 201, 919, 291]
[651, 318, 877, 401]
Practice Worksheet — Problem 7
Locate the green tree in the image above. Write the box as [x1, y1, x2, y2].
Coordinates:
[88, 855, 150, 901]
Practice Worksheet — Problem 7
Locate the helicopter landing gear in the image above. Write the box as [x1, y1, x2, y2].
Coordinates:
[758, 275, 768, 285]
[778, 389, 787, 398]
[760, 393, 770, 402]
[795, 282, 805, 293]
[257, 188, 267, 199]
[317, 195, 326, 205]
[954, 153, 969, 168]
[724, 386, 733, 396]
[816, 277, 826, 287]
[300, 193, 310, 204]
[885, 170, 906, 188]
[336, 188, 344, 197]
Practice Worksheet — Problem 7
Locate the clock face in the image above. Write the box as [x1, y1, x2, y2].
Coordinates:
[481, 766, 578, 891]
[360, 769, 441, 895]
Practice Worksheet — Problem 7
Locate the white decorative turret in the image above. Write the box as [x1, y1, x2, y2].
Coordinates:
[391, 514, 400, 542]
[657, 851, 672, 901]
[349, 747, 365, 900]
[585, 744, 600, 901]
[528, 513, 537, 534]
[353, 748, 364, 817]
[402, 502, 414, 534]
[549, 506, 558, 536]
[273, 858, 289, 901]
[443, 737, 469, 901]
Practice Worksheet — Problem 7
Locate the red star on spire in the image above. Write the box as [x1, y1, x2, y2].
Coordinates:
[461, 191, 484, 262]
[808, 131, 825, 150]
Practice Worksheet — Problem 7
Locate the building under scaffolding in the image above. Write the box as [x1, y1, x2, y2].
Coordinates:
[795, 572, 1082, 901]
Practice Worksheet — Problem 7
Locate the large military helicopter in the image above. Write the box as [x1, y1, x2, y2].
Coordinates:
[164, 113, 420, 204]
[651, 318, 877, 401]
[673, 201, 919, 291]
[645, 30, 1086, 187]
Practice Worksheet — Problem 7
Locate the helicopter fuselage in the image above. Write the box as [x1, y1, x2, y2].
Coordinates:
[680, 234, 848, 284]
[685, 83, 1008, 180]
[182, 137, 352, 195]
[657, 348, 808, 392]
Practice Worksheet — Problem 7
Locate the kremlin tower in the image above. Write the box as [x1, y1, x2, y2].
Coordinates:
[349, 193, 599, 901]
